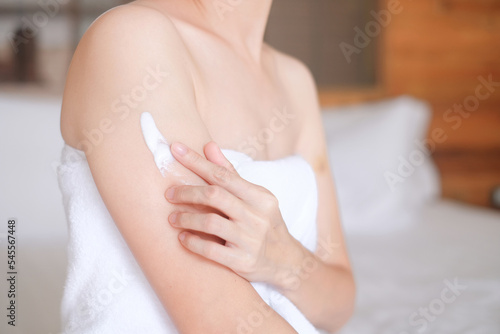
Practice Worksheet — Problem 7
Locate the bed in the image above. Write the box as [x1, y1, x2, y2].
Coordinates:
[1, 92, 498, 334]
[339, 200, 500, 334]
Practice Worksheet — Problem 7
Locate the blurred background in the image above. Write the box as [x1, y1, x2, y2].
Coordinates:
[269, 0, 500, 209]
[0, 0, 499, 333]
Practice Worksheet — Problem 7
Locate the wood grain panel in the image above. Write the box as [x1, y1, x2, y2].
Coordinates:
[319, 0, 500, 208]
[427, 103, 500, 151]
[384, 0, 500, 208]
[434, 150, 500, 207]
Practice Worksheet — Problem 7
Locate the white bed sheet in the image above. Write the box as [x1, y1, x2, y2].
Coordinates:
[3, 200, 498, 334]
[338, 200, 500, 334]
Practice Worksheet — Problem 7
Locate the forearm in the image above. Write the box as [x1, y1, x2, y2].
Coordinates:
[274, 238, 355, 333]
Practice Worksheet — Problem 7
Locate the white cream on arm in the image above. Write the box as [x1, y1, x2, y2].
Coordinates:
[140, 111, 176, 177]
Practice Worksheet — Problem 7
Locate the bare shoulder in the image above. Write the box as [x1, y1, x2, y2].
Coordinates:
[264, 44, 320, 129]
[264, 44, 326, 170]
[70, 2, 187, 57]
[265, 44, 318, 105]
[87, 2, 176, 31]
[60, 2, 197, 147]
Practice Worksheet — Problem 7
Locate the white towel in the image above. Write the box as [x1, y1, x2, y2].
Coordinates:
[57, 112, 320, 333]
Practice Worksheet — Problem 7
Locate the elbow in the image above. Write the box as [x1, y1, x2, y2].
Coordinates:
[342, 273, 356, 329]
[326, 269, 357, 333]
[338, 271, 356, 331]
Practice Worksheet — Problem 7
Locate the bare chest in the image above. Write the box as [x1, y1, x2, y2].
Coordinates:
[189, 51, 302, 160]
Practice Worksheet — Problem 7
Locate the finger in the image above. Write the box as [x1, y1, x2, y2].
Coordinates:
[179, 231, 238, 268]
[203, 141, 238, 173]
[170, 141, 256, 200]
[166, 184, 247, 219]
[169, 212, 238, 243]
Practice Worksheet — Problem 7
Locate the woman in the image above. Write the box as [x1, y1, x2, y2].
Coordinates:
[58, 0, 355, 332]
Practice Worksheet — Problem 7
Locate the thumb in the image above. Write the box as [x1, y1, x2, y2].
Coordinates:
[204, 141, 238, 173]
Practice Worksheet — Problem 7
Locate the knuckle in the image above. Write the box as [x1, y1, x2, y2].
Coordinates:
[213, 165, 231, 184]
[257, 186, 276, 200]
[240, 254, 257, 274]
[262, 191, 278, 211]
[255, 185, 268, 194]
[204, 214, 220, 233]
[186, 151, 201, 164]
[204, 185, 220, 200]
[176, 187, 189, 200]
[192, 188, 204, 203]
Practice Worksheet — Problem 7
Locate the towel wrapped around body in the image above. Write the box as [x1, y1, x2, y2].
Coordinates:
[57, 112, 320, 333]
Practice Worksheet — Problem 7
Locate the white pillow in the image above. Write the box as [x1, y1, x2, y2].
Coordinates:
[321, 96, 441, 235]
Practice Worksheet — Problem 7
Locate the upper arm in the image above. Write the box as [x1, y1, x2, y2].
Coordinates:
[61, 5, 295, 333]
[279, 55, 351, 269]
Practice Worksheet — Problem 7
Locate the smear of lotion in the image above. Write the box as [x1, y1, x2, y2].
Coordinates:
[140, 111, 250, 180]
[140, 112, 175, 177]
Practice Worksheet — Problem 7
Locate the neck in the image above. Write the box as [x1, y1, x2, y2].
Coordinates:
[157, 0, 273, 63]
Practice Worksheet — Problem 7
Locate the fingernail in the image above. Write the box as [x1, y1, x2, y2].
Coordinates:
[172, 142, 187, 156]
[179, 232, 186, 241]
[169, 212, 178, 225]
[166, 187, 175, 200]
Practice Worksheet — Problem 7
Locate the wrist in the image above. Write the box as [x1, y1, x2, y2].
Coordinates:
[271, 236, 310, 292]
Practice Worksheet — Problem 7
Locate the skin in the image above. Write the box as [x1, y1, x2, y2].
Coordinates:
[60, 0, 355, 332]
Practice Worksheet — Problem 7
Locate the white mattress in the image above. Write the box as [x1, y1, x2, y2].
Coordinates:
[1, 200, 498, 334]
[338, 200, 500, 334]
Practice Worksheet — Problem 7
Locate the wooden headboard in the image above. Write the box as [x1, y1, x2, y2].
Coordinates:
[319, 0, 500, 208]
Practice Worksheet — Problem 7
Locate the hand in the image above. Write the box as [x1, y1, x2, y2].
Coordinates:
[165, 141, 302, 287]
